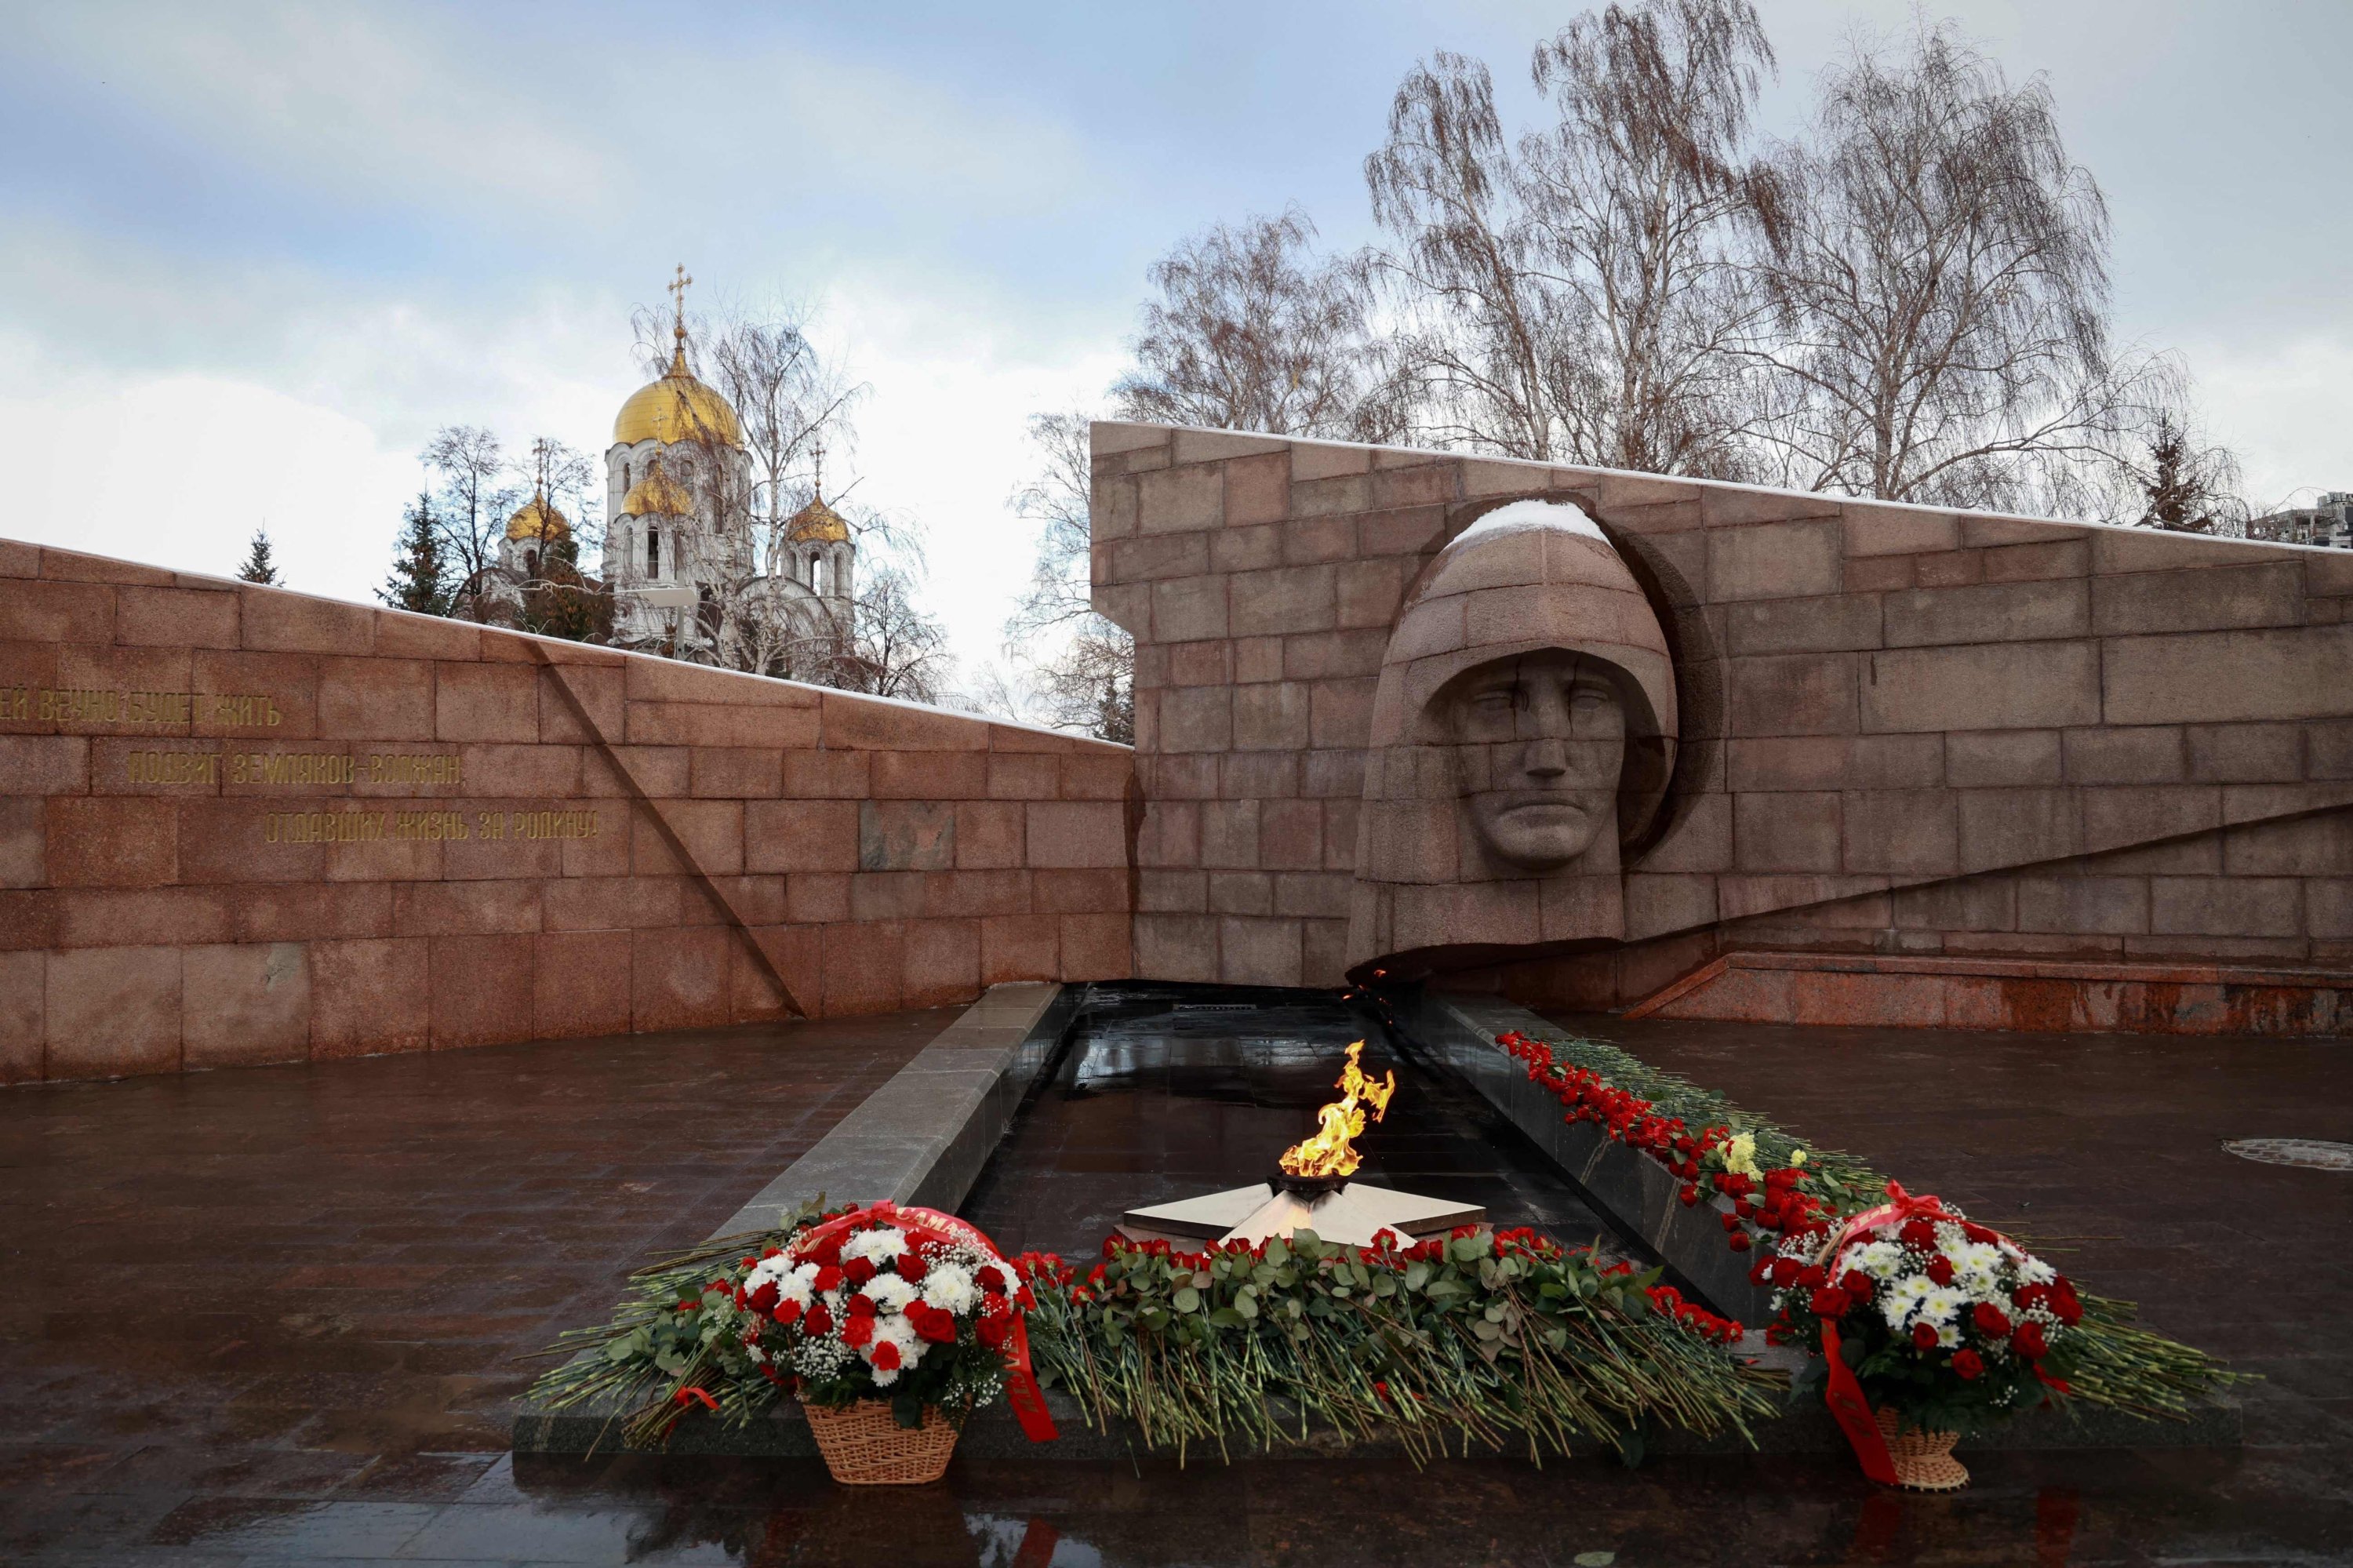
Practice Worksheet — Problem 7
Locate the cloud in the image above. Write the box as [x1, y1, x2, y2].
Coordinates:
[2188, 333, 2353, 515]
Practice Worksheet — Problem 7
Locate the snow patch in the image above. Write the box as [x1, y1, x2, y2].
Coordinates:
[1447, 499, 1608, 550]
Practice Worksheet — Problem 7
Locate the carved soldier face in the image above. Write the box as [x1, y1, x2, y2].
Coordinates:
[1444, 649, 1626, 872]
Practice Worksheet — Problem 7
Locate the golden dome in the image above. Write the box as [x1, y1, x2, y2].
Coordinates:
[620, 464, 693, 517]
[613, 347, 744, 448]
[505, 493, 569, 542]
[787, 494, 849, 544]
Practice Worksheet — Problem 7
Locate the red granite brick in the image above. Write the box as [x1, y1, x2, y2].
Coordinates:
[306, 937, 429, 1057]
[630, 926, 733, 1031]
[533, 930, 633, 1037]
[46, 944, 180, 1077]
[427, 933, 535, 1048]
[45, 797, 176, 888]
[981, 913, 1058, 984]
[823, 919, 905, 1012]
[902, 918, 981, 1008]
[182, 941, 310, 1067]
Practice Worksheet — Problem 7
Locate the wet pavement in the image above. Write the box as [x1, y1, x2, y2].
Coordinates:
[1, 997, 2348, 1563]
[958, 984, 1612, 1261]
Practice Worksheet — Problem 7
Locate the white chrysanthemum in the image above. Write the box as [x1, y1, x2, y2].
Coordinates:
[922, 1263, 978, 1315]
[744, 1255, 810, 1300]
[860, 1274, 918, 1313]
[1919, 1289, 1961, 1325]
[862, 1312, 926, 1387]
[1933, 1321, 1962, 1348]
[843, 1227, 908, 1266]
[2019, 1257, 2057, 1286]
[1851, 1240, 1907, 1280]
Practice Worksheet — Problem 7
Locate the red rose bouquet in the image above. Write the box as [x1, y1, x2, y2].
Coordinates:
[1765, 1187, 2081, 1436]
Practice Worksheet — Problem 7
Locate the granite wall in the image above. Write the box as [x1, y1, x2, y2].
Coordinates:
[1093, 420, 2353, 1032]
[0, 541, 1132, 1084]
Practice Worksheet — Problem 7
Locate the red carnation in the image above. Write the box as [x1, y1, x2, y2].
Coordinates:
[1798, 1265, 1827, 1290]
[976, 1265, 1008, 1294]
[1973, 1303, 2010, 1336]
[1771, 1258, 1801, 1287]
[2053, 1282, 2083, 1326]
[898, 1253, 929, 1283]
[842, 1314, 876, 1348]
[1926, 1257, 1955, 1287]
[1749, 1261, 1772, 1285]
[747, 1282, 780, 1314]
[1842, 1270, 1874, 1300]
[1729, 1231, 1752, 1253]
[1899, 1219, 1937, 1250]
[813, 1265, 844, 1293]
[844, 1256, 878, 1287]
[1962, 1222, 1996, 1246]
[976, 1313, 1011, 1349]
[1953, 1349, 1984, 1381]
[1809, 1287, 1849, 1319]
[846, 1293, 877, 1319]
[870, 1340, 901, 1371]
[2012, 1322, 2048, 1359]
[804, 1304, 832, 1336]
[911, 1304, 958, 1344]
[1911, 1322, 1939, 1351]
[773, 1300, 802, 1326]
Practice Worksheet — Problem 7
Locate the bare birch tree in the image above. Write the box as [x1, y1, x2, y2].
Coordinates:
[998, 410, 1133, 741]
[1745, 23, 2133, 511]
[1115, 209, 1404, 442]
[420, 424, 516, 598]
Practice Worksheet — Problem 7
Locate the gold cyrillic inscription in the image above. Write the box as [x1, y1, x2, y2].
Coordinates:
[2, 686, 279, 727]
[125, 750, 220, 785]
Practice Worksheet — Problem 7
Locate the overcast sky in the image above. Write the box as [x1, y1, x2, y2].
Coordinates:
[3, 0, 2348, 691]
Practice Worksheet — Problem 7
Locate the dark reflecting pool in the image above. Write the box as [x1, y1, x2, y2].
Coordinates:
[957, 982, 1614, 1262]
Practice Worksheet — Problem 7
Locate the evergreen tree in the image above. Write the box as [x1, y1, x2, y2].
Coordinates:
[380, 493, 452, 614]
[2140, 412, 2215, 533]
[235, 528, 280, 585]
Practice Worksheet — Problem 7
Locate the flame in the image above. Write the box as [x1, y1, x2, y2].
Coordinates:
[1278, 1041, 1398, 1178]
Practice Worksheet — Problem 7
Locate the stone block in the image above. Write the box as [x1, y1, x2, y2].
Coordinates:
[654, 799, 743, 876]
[984, 751, 1057, 800]
[2089, 527, 2275, 574]
[1231, 682, 1311, 751]
[1136, 464, 1223, 535]
[1136, 799, 1199, 868]
[0, 797, 37, 887]
[1980, 539, 2087, 582]
[1282, 514, 1358, 563]
[375, 609, 484, 660]
[785, 872, 850, 923]
[820, 693, 990, 751]
[1139, 869, 1206, 912]
[435, 662, 537, 742]
[427, 932, 536, 1047]
[391, 879, 540, 936]
[1224, 452, 1291, 526]
[1946, 729, 2060, 788]
[953, 801, 1024, 869]
[2078, 786, 2220, 854]
[307, 937, 429, 1057]
[689, 748, 784, 798]
[1259, 799, 1322, 870]
[1220, 751, 1297, 799]
[2016, 875, 2149, 934]
[980, 913, 1058, 984]
[1957, 788, 2077, 871]
[1220, 915, 1303, 986]
[1705, 520, 1842, 601]
[2063, 726, 2185, 784]
[1151, 577, 1230, 642]
[115, 584, 240, 649]
[1207, 871, 1274, 915]
[1842, 789, 1958, 875]
[1881, 579, 2089, 649]
[2223, 810, 2353, 876]
[1891, 873, 2015, 931]
[1337, 558, 1413, 628]
[0, 948, 39, 1083]
[1723, 594, 1882, 655]
[191, 649, 318, 740]
[1727, 653, 1857, 737]
[44, 797, 176, 887]
[1108, 531, 1211, 581]
[2187, 723, 2304, 783]
[2149, 877, 2303, 937]
[1230, 563, 1337, 637]
[0, 733, 89, 794]
[860, 800, 955, 871]
[45, 944, 180, 1079]
[315, 657, 436, 742]
[1134, 912, 1217, 980]
[1234, 636, 1283, 683]
[873, 750, 987, 800]
[631, 926, 734, 1029]
[0, 578, 114, 645]
[745, 799, 858, 873]
[1031, 868, 1123, 914]
[1059, 911, 1131, 979]
[175, 941, 307, 1067]
[1727, 736, 1850, 792]
[1322, 798, 1360, 871]
[1166, 638, 1230, 687]
[1860, 642, 2100, 733]
[1358, 506, 1449, 558]
[1201, 799, 1260, 868]
[901, 919, 982, 1008]
[1844, 555, 1913, 592]
[55, 886, 227, 948]
[1024, 802, 1126, 869]
[1733, 791, 1841, 872]
[1842, 506, 1960, 558]
[849, 871, 927, 922]
[241, 590, 376, 656]
[1308, 678, 1377, 748]
[2105, 624, 2353, 726]
[1849, 734, 1945, 790]
[1156, 686, 1231, 752]
[1211, 525, 1282, 574]
[2092, 562, 2302, 636]
[1915, 551, 1983, 588]
[1635, 793, 1732, 874]
[1623, 873, 1717, 937]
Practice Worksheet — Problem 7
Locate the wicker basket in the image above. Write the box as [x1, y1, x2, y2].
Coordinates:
[803, 1399, 959, 1486]
[1874, 1406, 1969, 1491]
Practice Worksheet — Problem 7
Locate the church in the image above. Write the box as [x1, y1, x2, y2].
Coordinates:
[486, 269, 854, 668]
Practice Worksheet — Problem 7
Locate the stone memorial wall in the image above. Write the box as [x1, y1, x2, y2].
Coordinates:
[1096, 420, 2353, 1034]
[0, 541, 1131, 1083]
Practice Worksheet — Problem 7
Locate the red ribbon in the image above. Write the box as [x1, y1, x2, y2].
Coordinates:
[1809, 1182, 1958, 1485]
[673, 1385, 719, 1413]
[791, 1202, 1057, 1442]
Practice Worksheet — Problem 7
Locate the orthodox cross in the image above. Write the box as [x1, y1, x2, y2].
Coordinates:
[667, 264, 692, 344]
[812, 439, 826, 500]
